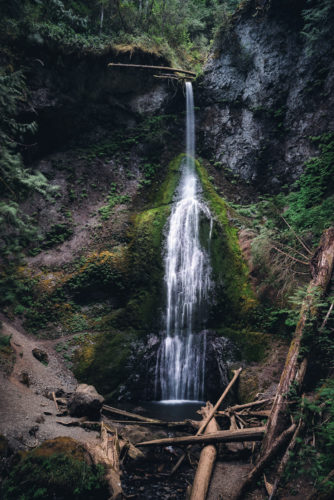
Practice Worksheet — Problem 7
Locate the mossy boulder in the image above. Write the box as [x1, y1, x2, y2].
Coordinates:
[218, 327, 269, 363]
[1, 437, 108, 500]
[73, 330, 139, 396]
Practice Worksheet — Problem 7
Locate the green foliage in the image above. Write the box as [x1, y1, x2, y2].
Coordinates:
[230, 133, 334, 301]
[0, 334, 11, 347]
[302, 0, 334, 56]
[196, 159, 256, 324]
[74, 329, 136, 395]
[41, 222, 74, 248]
[284, 133, 334, 238]
[98, 183, 130, 220]
[285, 380, 334, 495]
[0, 69, 52, 261]
[1, 449, 108, 500]
[0, 0, 243, 65]
[217, 327, 268, 362]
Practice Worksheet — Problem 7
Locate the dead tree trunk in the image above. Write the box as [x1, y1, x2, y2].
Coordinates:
[236, 424, 296, 500]
[85, 422, 123, 500]
[137, 427, 266, 447]
[262, 227, 334, 455]
[190, 403, 220, 500]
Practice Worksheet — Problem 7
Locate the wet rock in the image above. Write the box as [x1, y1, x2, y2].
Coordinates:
[68, 384, 104, 420]
[112, 331, 237, 402]
[32, 348, 49, 365]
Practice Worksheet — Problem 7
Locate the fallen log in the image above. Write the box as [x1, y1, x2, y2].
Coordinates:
[236, 423, 297, 500]
[103, 404, 165, 424]
[56, 419, 101, 430]
[85, 422, 123, 500]
[190, 403, 220, 500]
[262, 227, 334, 455]
[171, 368, 242, 474]
[102, 418, 198, 429]
[108, 62, 196, 76]
[138, 426, 266, 447]
[227, 398, 273, 412]
[239, 410, 271, 418]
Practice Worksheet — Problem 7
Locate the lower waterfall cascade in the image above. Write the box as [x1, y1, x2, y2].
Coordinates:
[155, 82, 214, 401]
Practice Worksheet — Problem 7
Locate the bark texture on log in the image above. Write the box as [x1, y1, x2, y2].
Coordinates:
[138, 426, 266, 447]
[190, 403, 219, 500]
[85, 422, 123, 500]
[262, 227, 334, 455]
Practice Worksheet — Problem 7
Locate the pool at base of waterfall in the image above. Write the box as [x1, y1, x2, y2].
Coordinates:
[116, 400, 205, 421]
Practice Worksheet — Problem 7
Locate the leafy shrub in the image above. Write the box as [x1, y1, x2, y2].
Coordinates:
[285, 380, 334, 496]
[284, 133, 334, 240]
[1, 447, 108, 500]
[302, 0, 334, 56]
[0, 334, 11, 347]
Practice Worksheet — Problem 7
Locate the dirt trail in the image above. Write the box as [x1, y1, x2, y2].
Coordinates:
[0, 318, 99, 450]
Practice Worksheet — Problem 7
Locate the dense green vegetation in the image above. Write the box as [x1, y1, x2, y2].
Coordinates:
[230, 133, 334, 301]
[0, 0, 240, 64]
[1, 437, 108, 500]
[302, 0, 334, 55]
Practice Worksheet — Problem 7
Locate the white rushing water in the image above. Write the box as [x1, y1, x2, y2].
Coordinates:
[155, 82, 213, 401]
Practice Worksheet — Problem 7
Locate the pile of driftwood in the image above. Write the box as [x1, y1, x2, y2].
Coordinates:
[53, 228, 334, 500]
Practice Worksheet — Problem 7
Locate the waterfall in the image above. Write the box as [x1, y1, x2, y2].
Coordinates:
[155, 82, 213, 401]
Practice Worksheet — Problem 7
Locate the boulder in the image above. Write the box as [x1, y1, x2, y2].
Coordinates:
[68, 384, 104, 420]
[32, 348, 49, 365]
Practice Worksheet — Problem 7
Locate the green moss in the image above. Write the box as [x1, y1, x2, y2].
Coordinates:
[66, 249, 127, 296]
[124, 154, 183, 328]
[196, 161, 256, 323]
[150, 153, 183, 208]
[238, 371, 260, 403]
[73, 330, 137, 395]
[1, 437, 108, 500]
[217, 327, 268, 362]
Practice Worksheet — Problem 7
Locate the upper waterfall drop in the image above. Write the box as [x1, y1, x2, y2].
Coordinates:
[155, 82, 213, 401]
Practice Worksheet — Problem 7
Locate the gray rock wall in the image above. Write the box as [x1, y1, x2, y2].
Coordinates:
[197, 2, 334, 192]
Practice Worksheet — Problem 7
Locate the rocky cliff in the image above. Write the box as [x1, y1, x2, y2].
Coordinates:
[198, 0, 334, 192]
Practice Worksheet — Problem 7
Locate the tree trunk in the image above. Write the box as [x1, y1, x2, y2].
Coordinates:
[137, 427, 266, 447]
[190, 403, 219, 500]
[236, 424, 297, 500]
[262, 227, 334, 455]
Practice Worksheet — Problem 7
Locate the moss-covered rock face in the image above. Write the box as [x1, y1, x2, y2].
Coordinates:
[196, 161, 257, 325]
[72, 156, 183, 396]
[217, 327, 269, 363]
[74, 330, 136, 396]
[1, 437, 108, 500]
